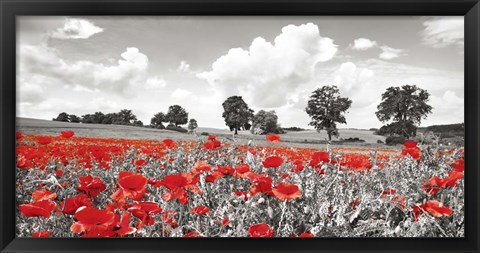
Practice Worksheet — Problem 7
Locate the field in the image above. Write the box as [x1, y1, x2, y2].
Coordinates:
[15, 118, 464, 238]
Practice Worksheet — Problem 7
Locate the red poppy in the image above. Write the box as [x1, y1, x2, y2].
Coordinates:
[401, 141, 421, 160]
[262, 156, 284, 168]
[266, 134, 281, 143]
[70, 207, 116, 237]
[184, 231, 203, 237]
[204, 140, 221, 149]
[340, 153, 371, 171]
[160, 172, 201, 204]
[222, 217, 230, 227]
[59, 194, 93, 215]
[249, 173, 273, 196]
[422, 176, 445, 195]
[19, 200, 57, 218]
[162, 210, 178, 228]
[443, 170, 463, 187]
[110, 172, 147, 202]
[37, 136, 52, 145]
[134, 159, 147, 168]
[272, 182, 302, 201]
[162, 139, 176, 148]
[248, 223, 274, 237]
[208, 135, 217, 141]
[32, 189, 57, 202]
[234, 163, 251, 178]
[191, 205, 210, 215]
[298, 232, 315, 238]
[111, 211, 136, 237]
[291, 160, 305, 172]
[60, 130, 75, 138]
[55, 170, 64, 177]
[32, 230, 52, 238]
[451, 159, 464, 172]
[309, 151, 329, 167]
[76, 175, 106, 198]
[391, 195, 406, 209]
[191, 160, 212, 174]
[16, 132, 23, 140]
[419, 200, 452, 217]
[217, 165, 235, 175]
[127, 201, 162, 229]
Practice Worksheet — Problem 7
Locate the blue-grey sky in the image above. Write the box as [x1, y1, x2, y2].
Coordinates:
[17, 16, 464, 129]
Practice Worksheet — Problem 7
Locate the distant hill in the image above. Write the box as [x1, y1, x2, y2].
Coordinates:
[418, 123, 464, 135]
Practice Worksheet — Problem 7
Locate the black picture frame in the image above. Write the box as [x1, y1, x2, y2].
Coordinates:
[1, 0, 479, 252]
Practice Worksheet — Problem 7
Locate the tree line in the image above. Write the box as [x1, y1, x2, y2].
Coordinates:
[53, 84, 433, 141]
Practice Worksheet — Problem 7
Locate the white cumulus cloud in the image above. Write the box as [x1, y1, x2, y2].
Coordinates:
[50, 18, 104, 39]
[171, 88, 192, 99]
[351, 38, 377, 50]
[197, 23, 338, 108]
[177, 61, 191, 73]
[379, 46, 406, 60]
[421, 17, 464, 48]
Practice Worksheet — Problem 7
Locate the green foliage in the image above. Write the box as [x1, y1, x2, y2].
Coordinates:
[222, 96, 254, 135]
[283, 127, 305, 132]
[69, 115, 81, 123]
[166, 123, 188, 133]
[305, 85, 352, 141]
[376, 85, 432, 138]
[188, 118, 198, 133]
[385, 135, 407, 145]
[150, 112, 167, 129]
[53, 112, 70, 122]
[166, 105, 189, 127]
[251, 110, 280, 135]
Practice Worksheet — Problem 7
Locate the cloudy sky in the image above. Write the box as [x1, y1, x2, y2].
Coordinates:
[17, 16, 464, 129]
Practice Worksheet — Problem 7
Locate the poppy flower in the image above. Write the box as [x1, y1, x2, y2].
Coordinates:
[32, 189, 57, 202]
[70, 207, 116, 236]
[419, 200, 452, 217]
[37, 136, 52, 145]
[191, 160, 212, 174]
[401, 141, 421, 160]
[160, 172, 201, 204]
[217, 165, 235, 175]
[249, 173, 273, 196]
[111, 212, 136, 237]
[391, 195, 406, 209]
[55, 170, 64, 177]
[443, 170, 463, 187]
[19, 200, 56, 218]
[309, 151, 329, 167]
[272, 182, 302, 201]
[191, 205, 210, 215]
[262, 156, 284, 168]
[127, 201, 162, 229]
[204, 140, 221, 149]
[110, 172, 147, 202]
[422, 176, 445, 195]
[451, 159, 464, 172]
[76, 175, 107, 198]
[266, 134, 281, 143]
[184, 231, 203, 237]
[162, 139, 176, 148]
[60, 130, 75, 138]
[208, 135, 217, 141]
[222, 217, 230, 227]
[234, 163, 251, 178]
[340, 153, 371, 171]
[134, 159, 147, 168]
[59, 194, 93, 215]
[248, 223, 274, 237]
[233, 190, 249, 201]
[162, 210, 178, 228]
[16, 132, 23, 140]
[32, 230, 52, 238]
[298, 232, 315, 238]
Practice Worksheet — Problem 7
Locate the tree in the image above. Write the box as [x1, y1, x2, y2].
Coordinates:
[305, 85, 352, 141]
[251, 110, 279, 134]
[102, 113, 118, 124]
[53, 112, 70, 122]
[69, 115, 81, 123]
[116, 109, 137, 125]
[150, 112, 167, 129]
[165, 105, 188, 127]
[92, 112, 105, 124]
[376, 85, 433, 138]
[188, 118, 198, 133]
[222, 96, 254, 135]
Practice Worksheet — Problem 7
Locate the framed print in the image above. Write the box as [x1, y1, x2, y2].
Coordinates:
[1, 0, 479, 252]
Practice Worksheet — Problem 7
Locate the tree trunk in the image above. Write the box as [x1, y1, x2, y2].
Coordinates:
[234, 127, 238, 135]
[328, 132, 332, 141]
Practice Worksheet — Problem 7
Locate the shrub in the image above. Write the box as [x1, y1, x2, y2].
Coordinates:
[166, 124, 188, 133]
[385, 136, 407, 146]
[201, 132, 209, 136]
[283, 127, 305, 132]
[377, 139, 385, 144]
[341, 137, 365, 143]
